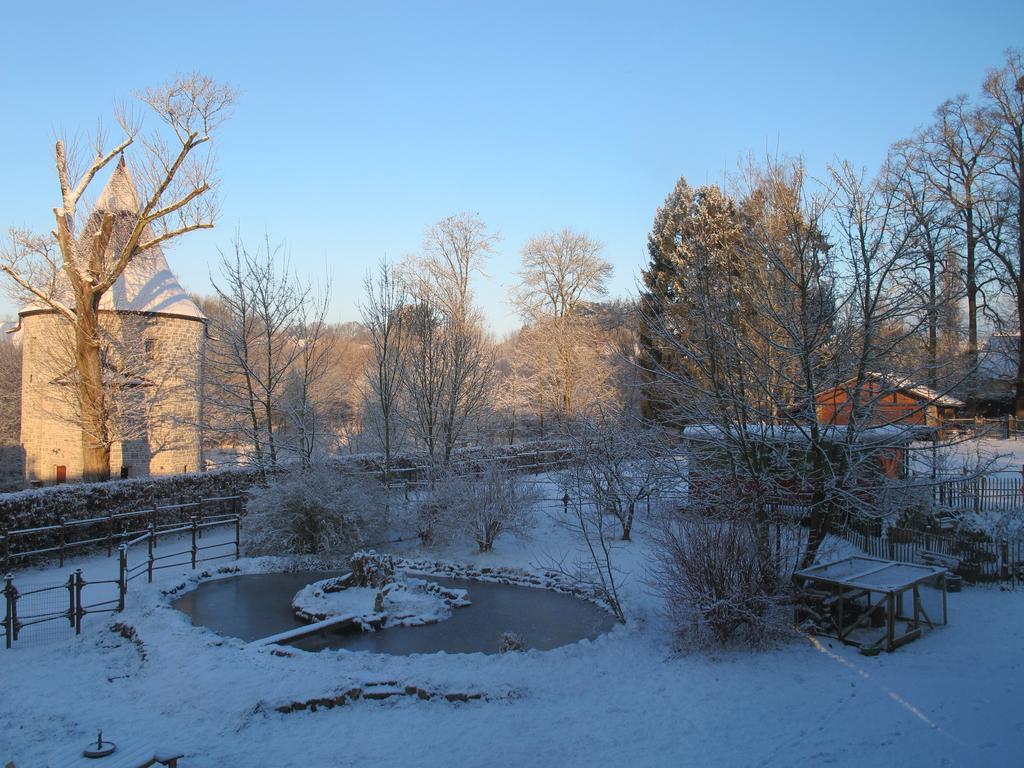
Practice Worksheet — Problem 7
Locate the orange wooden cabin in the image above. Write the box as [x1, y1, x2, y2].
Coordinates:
[816, 374, 963, 428]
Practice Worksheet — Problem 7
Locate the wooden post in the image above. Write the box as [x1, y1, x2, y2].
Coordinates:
[234, 515, 241, 561]
[836, 585, 845, 643]
[1, 529, 8, 574]
[151, 506, 159, 549]
[1000, 540, 1010, 581]
[190, 515, 198, 570]
[147, 523, 155, 583]
[941, 573, 948, 624]
[912, 584, 920, 629]
[886, 592, 895, 652]
[4, 573, 15, 649]
[118, 544, 127, 610]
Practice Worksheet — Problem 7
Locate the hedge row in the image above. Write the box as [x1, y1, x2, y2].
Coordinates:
[0, 440, 573, 534]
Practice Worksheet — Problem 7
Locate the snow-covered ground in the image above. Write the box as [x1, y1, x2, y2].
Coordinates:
[2, 485, 1023, 767]
[934, 436, 1024, 477]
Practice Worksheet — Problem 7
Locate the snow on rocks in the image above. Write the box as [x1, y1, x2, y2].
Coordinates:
[291, 574, 471, 629]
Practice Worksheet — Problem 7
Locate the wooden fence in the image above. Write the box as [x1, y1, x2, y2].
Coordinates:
[837, 524, 1023, 582]
[931, 472, 1024, 514]
[940, 416, 1024, 440]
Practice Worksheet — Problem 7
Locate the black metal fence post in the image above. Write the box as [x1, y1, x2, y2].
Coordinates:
[3, 573, 15, 649]
[234, 516, 241, 561]
[190, 515, 198, 569]
[146, 523, 155, 583]
[66, 571, 76, 628]
[74, 569, 84, 635]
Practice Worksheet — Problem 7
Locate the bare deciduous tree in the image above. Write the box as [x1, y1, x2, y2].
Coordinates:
[915, 95, 1002, 400]
[402, 214, 496, 465]
[359, 260, 408, 480]
[207, 234, 321, 475]
[512, 228, 615, 426]
[280, 277, 334, 469]
[0, 73, 236, 480]
[0, 335, 21, 445]
[981, 49, 1024, 414]
[513, 228, 611, 320]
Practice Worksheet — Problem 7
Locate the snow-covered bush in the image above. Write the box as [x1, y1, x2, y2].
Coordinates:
[415, 466, 536, 551]
[241, 468, 384, 557]
[567, 416, 666, 541]
[414, 473, 468, 546]
[650, 512, 795, 648]
[461, 465, 537, 552]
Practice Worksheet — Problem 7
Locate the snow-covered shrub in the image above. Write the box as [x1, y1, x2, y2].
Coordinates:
[461, 465, 537, 552]
[414, 473, 468, 546]
[241, 468, 383, 557]
[566, 416, 666, 541]
[650, 512, 795, 648]
[415, 466, 536, 551]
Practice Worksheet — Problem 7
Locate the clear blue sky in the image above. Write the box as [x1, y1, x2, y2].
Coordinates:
[1, 1, 1021, 334]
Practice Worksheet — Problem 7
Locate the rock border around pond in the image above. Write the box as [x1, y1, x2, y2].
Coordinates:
[291, 574, 471, 629]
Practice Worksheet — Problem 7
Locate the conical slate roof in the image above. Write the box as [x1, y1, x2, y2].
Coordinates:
[20, 157, 205, 321]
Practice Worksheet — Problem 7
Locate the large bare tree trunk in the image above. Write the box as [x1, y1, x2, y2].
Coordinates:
[75, 299, 111, 481]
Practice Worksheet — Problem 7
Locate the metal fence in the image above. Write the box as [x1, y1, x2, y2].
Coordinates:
[1, 495, 243, 572]
[3, 513, 240, 650]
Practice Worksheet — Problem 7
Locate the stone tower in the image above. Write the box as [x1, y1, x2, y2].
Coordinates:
[19, 159, 206, 484]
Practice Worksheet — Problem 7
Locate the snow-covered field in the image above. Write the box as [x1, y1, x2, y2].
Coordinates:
[2, 487, 1023, 767]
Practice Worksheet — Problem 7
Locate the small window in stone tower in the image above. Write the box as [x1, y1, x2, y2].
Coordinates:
[145, 338, 159, 359]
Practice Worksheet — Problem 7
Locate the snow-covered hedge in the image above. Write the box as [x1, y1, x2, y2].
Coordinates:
[0, 466, 256, 534]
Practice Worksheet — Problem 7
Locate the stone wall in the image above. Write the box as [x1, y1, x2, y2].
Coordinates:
[20, 310, 205, 484]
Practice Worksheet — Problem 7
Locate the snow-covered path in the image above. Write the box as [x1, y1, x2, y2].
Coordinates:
[2, 502, 1021, 767]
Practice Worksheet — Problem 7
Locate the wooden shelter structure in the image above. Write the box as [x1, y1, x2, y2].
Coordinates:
[816, 373, 963, 428]
[794, 555, 948, 652]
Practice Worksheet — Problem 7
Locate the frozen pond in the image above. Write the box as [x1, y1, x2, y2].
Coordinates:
[173, 570, 616, 654]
